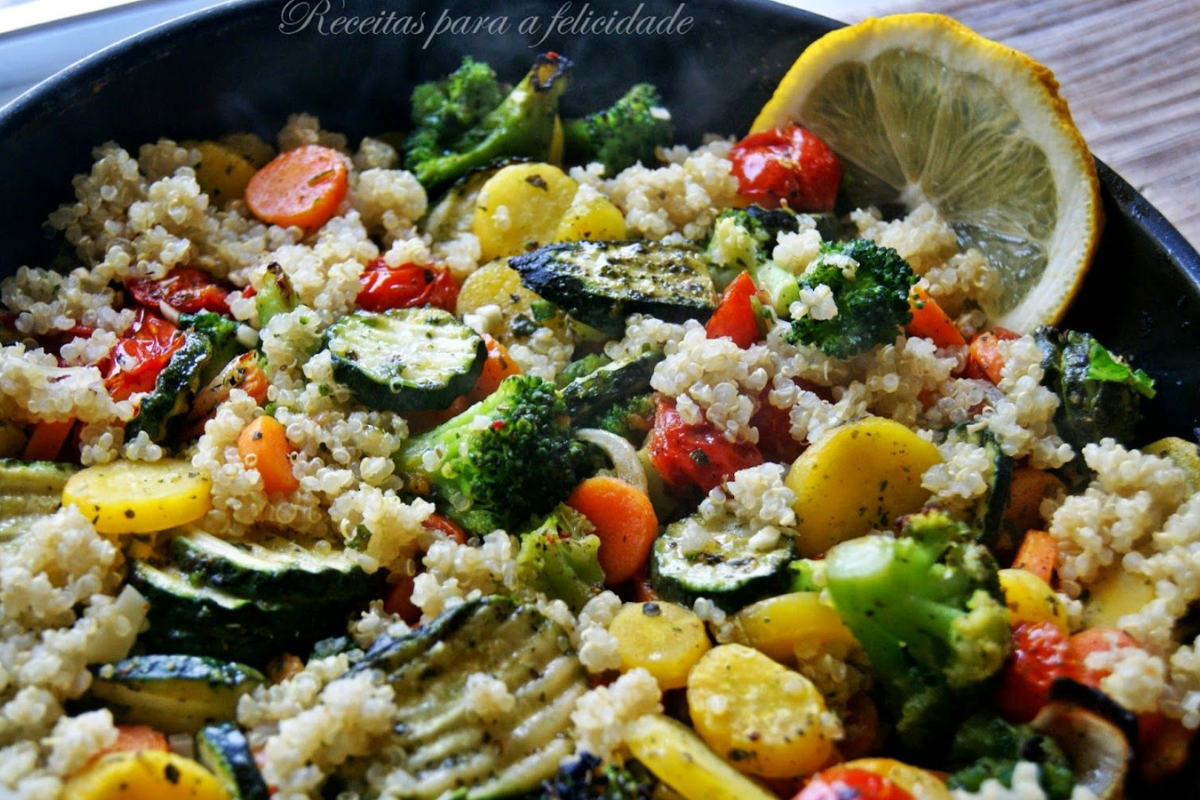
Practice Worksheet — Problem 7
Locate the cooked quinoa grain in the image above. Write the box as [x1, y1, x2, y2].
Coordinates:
[0, 79, 1192, 800]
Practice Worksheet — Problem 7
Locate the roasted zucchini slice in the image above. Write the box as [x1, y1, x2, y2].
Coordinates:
[510, 240, 716, 334]
[88, 654, 264, 734]
[651, 513, 795, 612]
[325, 307, 486, 411]
[333, 596, 588, 800]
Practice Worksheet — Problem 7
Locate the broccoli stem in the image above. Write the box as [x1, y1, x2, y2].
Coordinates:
[754, 261, 800, 314]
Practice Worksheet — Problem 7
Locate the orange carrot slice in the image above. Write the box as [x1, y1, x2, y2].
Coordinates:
[467, 335, 521, 403]
[1005, 467, 1065, 534]
[237, 415, 299, 494]
[906, 286, 965, 349]
[567, 476, 659, 585]
[245, 144, 348, 230]
[1013, 530, 1058, 585]
[105, 725, 169, 756]
[23, 419, 74, 462]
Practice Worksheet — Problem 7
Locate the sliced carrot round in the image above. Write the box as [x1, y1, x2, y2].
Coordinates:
[237, 415, 299, 494]
[245, 144, 348, 230]
[567, 476, 659, 585]
[467, 335, 521, 404]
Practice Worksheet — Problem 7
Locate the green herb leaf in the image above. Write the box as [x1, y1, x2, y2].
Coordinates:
[347, 524, 372, 552]
[1087, 340, 1156, 398]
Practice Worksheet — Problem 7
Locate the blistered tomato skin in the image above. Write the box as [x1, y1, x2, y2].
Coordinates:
[126, 266, 232, 315]
[648, 395, 764, 496]
[996, 620, 1070, 723]
[794, 767, 916, 800]
[356, 258, 459, 312]
[729, 125, 842, 212]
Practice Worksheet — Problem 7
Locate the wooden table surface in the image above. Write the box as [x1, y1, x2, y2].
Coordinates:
[780, 0, 1200, 252]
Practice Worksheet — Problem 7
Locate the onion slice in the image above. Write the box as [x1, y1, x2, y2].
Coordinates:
[1031, 700, 1132, 800]
[576, 428, 648, 495]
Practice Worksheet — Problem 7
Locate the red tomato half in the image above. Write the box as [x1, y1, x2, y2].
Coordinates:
[996, 621, 1070, 723]
[706, 271, 762, 349]
[729, 125, 842, 212]
[356, 259, 459, 312]
[100, 308, 185, 401]
[795, 767, 915, 800]
[648, 395, 764, 497]
[126, 266, 232, 315]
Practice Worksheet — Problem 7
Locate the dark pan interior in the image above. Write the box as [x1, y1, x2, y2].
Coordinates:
[4, 0, 1197, 429]
[1, 0, 1199, 791]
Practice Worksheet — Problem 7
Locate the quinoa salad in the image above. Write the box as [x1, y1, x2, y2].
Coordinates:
[2, 38, 1199, 800]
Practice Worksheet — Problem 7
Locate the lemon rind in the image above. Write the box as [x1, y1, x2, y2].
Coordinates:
[753, 13, 1102, 333]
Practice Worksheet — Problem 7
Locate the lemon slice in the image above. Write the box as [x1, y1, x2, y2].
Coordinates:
[753, 13, 1103, 332]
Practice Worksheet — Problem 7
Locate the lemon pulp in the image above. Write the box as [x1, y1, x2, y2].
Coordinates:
[753, 14, 1102, 332]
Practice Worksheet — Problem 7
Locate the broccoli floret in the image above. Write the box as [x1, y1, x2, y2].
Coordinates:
[1035, 327, 1155, 456]
[787, 557, 827, 593]
[562, 83, 674, 176]
[785, 239, 918, 358]
[404, 53, 572, 191]
[706, 205, 804, 311]
[255, 264, 297, 330]
[824, 508, 1011, 752]
[947, 714, 1076, 800]
[535, 753, 656, 800]
[405, 57, 506, 170]
[179, 311, 242, 386]
[514, 505, 605, 611]
[394, 374, 593, 536]
[591, 392, 656, 445]
[556, 353, 612, 387]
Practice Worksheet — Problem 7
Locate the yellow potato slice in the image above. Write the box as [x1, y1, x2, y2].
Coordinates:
[625, 714, 778, 800]
[217, 132, 275, 168]
[62, 751, 229, 800]
[686, 643, 835, 778]
[729, 592, 856, 663]
[455, 259, 569, 344]
[473, 162, 579, 261]
[186, 140, 258, 207]
[553, 185, 626, 243]
[1081, 563, 1157, 629]
[999, 568, 1069, 632]
[609, 601, 711, 690]
[838, 758, 954, 800]
[786, 416, 941, 556]
[63, 459, 212, 534]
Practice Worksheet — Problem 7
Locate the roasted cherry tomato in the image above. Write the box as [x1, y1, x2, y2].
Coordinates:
[963, 327, 1020, 383]
[706, 271, 762, 349]
[1066, 626, 1167, 743]
[100, 308, 185, 401]
[383, 572, 422, 624]
[794, 767, 915, 800]
[648, 395, 764, 497]
[422, 512, 469, 545]
[996, 620, 1070, 723]
[750, 393, 802, 465]
[729, 124, 842, 211]
[356, 258, 459, 312]
[1065, 626, 1140, 688]
[126, 265, 232, 315]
